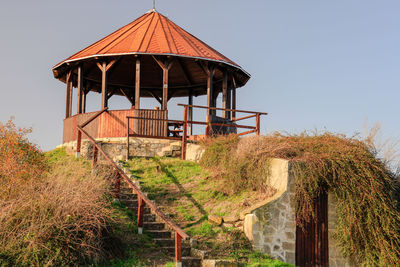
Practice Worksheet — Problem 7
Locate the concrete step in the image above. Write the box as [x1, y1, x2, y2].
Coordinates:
[182, 257, 202, 267]
[119, 193, 137, 201]
[153, 238, 175, 247]
[146, 230, 172, 239]
[144, 213, 156, 222]
[127, 206, 152, 214]
[143, 222, 165, 230]
[164, 246, 191, 257]
[120, 199, 138, 206]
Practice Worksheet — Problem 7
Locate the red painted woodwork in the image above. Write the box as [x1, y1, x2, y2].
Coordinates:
[63, 109, 168, 143]
[296, 189, 329, 267]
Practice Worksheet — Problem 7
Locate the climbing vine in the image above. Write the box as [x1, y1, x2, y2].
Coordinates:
[201, 133, 400, 266]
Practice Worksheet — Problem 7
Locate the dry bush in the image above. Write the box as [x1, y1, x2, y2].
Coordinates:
[200, 132, 400, 266]
[0, 119, 114, 266]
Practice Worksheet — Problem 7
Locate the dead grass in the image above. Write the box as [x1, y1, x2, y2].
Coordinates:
[201, 132, 400, 266]
[0, 148, 113, 266]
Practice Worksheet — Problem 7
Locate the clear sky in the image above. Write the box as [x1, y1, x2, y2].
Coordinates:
[0, 0, 399, 151]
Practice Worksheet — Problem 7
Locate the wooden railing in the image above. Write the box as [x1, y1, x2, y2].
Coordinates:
[126, 105, 267, 161]
[76, 109, 189, 266]
[177, 104, 268, 137]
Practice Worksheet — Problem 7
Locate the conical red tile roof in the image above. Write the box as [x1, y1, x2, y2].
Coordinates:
[54, 10, 247, 74]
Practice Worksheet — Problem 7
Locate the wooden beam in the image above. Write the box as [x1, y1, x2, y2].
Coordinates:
[77, 66, 83, 114]
[222, 70, 228, 119]
[106, 59, 118, 72]
[120, 88, 134, 106]
[176, 58, 193, 85]
[188, 89, 193, 135]
[65, 70, 73, 118]
[101, 62, 108, 109]
[148, 91, 162, 105]
[135, 58, 141, 109]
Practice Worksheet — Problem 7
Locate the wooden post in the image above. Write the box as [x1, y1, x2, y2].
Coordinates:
[76, 130, 81, 157]
[77, 66, 83, 114]
[232, 87, 236, 121]
[206, 64, 214, 121]
[188, 90, 193, 135]
[256, 113, 260, 135]
[137, 196, 144, 234]
[175, 232, 182, 266]
[135, 58, 141, 109]
[101, 62, 108, 109]
[222, 70, 228, 119]
[126, 118, 130, 160]
[65, 71, 73, 118]
[82, 91, 87, 113]
[162, 59, 169, 110]
[181, 105, 188, 160]
[92, 146, 98, 168]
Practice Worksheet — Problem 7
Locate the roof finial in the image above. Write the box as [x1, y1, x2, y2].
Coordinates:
[153, 0, 156, 11]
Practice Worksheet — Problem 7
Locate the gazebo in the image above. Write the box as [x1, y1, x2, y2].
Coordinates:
[53, 9, 262, 157]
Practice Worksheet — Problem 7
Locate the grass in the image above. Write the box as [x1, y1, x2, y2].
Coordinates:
[122, 157, 291, 265]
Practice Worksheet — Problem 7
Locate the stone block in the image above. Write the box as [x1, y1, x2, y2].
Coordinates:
[208, 215, 223, 226]
[243, 214, 258, 242]
[223, 215, 239, 223]
[282, 242, 295, 252]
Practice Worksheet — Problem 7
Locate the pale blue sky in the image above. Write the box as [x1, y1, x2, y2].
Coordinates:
[0, 1, 399, 150]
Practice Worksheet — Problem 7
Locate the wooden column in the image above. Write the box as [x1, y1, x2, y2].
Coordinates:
[82, 90, 87, 114]
[65, 70, 73, 118]
[232, 76, 237, 120]
[232, 87, 236, 120]
[162, 59, 169, 110]
[188, 90, 193, 135]
[77, 66, 83, 114]
[222, 70, 228, 119]
[206, 64, 214, 121]
[135, 58, 141, 109]
[101, 62, 108, 109]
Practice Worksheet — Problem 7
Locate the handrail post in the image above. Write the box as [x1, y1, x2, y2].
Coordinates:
[175, 232, 182, 267]
[76, 130, 82, 157]
[256, 113, 260, 135]
[137, 196, 144, 234]
[92, 146, 98, 168]
[126, 117, 130, 160]
[181, 105, 188, 160]
[114, 171, 121, 201]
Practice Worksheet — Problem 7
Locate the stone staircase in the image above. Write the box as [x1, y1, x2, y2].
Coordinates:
[118, 179, 202, 266]
[157, 141, 182, 157]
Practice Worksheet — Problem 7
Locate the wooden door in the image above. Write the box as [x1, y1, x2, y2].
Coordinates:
[296, 190, 329, 267]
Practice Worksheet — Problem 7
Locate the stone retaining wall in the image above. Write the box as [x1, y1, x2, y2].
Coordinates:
[241, 158, 354, 266]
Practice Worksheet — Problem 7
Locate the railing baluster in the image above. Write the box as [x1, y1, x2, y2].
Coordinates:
[137, 196, 144, 234]
[256, 113, 260, 135]
[175, 232, 182, 267]
[76, 130, 82, 157]
[126, 118, 130, 161]
[181, 105, 188, 160]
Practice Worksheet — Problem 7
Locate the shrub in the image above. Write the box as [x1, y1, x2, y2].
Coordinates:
[0, 119, 113, 266]
[200, 133, 400, 266]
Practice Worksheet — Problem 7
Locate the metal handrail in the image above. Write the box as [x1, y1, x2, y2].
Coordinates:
[76, 110, 189, 265]
[77, 126, 189, 239]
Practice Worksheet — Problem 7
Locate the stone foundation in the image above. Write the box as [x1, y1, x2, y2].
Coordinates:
[58, 137, 204, 162]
